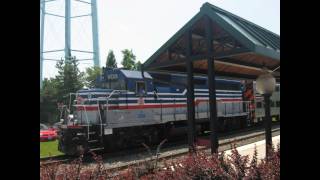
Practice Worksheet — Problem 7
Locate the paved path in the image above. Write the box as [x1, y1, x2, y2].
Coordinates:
[224, 135, 280, 161]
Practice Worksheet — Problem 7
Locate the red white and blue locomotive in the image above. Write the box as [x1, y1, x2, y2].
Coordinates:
[58, 68, 280, 155]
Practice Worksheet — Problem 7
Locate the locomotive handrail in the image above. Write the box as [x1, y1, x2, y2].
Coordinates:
[105, 90, 128, 110]
[69, 92, 90, 139]
[83, 105, 90, 139]
[106, 90, 127, 99]
[97, 104, 103, 137]
[68, 93, 78, 111]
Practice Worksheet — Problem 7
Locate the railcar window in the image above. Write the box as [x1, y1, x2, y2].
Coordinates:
[276, 101, 280, 107]
[256, 102, 262, 108]
[275, 86, 280, 91]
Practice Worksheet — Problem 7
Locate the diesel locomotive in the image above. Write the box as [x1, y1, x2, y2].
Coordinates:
[58, 68, 280, 155]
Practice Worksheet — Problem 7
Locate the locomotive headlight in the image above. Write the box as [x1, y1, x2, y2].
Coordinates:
[256, 70, 276, 95]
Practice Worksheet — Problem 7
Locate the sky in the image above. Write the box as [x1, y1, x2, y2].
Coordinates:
[41, 0, 280, 79]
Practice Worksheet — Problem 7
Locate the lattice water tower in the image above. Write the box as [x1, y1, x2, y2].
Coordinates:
[40, 0, 100, 88]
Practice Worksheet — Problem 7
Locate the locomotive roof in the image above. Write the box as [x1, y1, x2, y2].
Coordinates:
[120, 69, 152, 79]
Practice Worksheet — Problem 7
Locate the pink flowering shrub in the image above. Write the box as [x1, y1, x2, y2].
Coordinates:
[40, 143, 280, 180]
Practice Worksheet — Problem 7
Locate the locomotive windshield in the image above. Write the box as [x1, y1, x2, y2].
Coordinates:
[103, 79, 126, 90]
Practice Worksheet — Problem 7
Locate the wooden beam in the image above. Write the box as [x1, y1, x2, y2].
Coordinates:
[186, 29, 196, 153]
[205, 15, 219, 154]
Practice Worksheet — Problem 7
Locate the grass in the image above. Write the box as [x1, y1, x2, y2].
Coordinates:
[40, 140, 64, 158]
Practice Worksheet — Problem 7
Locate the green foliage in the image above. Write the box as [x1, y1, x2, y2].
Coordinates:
[121, 49, 136, 70]
[84, 66, 101, 88]
[55, 57, 84, 103]
[106, 50, 117, 68]
[134, 61, 142, 71]
[40, 78, 59, 124]
[40, 57, 84, 124]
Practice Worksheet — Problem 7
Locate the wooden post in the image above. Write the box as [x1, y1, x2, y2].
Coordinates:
[205, 15, 219, 154]
[186, 29, 196, 153]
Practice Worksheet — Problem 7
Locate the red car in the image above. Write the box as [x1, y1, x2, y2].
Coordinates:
[40, 124, 57, 142]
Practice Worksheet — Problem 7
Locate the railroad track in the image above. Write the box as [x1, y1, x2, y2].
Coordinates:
[104, 125, 280, 173]
[40, 123, 279, 167]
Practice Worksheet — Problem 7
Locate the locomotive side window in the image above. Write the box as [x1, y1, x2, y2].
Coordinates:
[108, 79, 125, 90]
[136, 81, 146, 96]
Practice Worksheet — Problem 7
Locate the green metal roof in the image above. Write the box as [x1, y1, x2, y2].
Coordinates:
[144, 2, 280, 70]
[203, 3, 280, 59]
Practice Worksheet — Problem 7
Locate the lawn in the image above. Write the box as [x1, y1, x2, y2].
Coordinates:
[40, 140, 64, 158]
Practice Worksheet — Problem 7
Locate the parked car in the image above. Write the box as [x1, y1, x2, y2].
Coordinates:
[51, 122, 62, 133]
[52, 122, 62, 131]
[40, 123, 57, 142]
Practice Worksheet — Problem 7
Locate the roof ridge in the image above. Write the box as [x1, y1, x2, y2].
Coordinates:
[201, 2, 279, 37]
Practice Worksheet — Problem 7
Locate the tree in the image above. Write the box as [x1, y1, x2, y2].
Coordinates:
[55, 56, 84, 103]
[134, 61, 142, 71]
[85, 66, 101, 88]
[121, 49, 136, 70]
[40, 78, 59, 124]
[106, 50, 117, 68]
[40, 56, 85, 124]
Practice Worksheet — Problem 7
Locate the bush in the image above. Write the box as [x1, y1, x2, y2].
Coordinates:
[40, 143, 280, 180]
